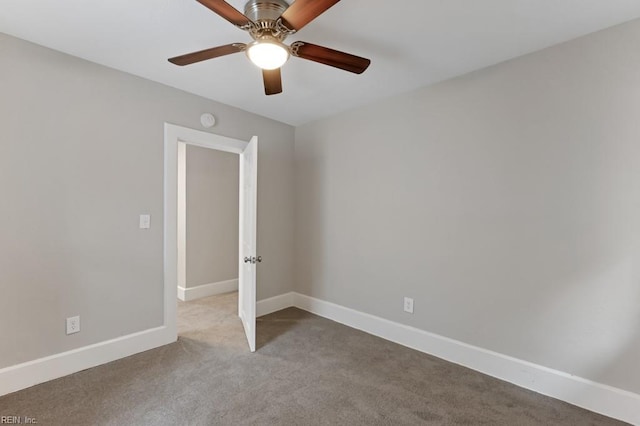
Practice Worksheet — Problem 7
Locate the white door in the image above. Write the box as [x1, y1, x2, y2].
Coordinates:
[238, 136, 258, 352]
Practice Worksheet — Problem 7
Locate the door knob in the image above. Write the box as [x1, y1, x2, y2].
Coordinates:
[244, 256, 263, 264]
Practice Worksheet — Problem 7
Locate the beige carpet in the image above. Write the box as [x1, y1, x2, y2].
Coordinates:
[0, 292, 626, 425]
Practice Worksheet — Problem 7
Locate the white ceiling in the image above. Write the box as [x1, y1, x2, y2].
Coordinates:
[2, 1, 640, 125]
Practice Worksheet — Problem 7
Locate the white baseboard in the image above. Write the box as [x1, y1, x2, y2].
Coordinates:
[3, 291, 637, 424]
[257, 292, 296, 317]
[0, 326, 175, 397]
[178, 278, 238, 301]
[293, 293, 640, 425]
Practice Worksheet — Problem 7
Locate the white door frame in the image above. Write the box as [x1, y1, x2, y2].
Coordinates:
[163, 123, 251, 342]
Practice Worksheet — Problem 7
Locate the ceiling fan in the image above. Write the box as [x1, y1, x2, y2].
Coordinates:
[168, 0, 371, 95]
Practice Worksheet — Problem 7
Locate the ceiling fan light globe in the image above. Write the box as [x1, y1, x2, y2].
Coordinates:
[247, 41, 289, 70]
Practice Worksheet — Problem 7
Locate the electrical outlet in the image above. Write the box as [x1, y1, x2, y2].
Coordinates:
[66, 316, 80, 335]
[404, 297, 414, 314]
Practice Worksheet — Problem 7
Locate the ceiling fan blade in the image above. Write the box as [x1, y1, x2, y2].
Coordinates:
[196, 0, 253, 28]
[280, 0, 340, 32]
[263, 68, 283, 95]
[291, 42, 371, 74]
[168, 43, 246, 66]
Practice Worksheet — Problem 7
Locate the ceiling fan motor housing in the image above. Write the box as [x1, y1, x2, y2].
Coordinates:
[244, 0, 289, 26]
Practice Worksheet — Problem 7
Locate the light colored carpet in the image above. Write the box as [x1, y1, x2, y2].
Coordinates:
[0, 292, 626, 425]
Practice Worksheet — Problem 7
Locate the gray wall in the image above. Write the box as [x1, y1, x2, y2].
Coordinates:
[294, 20, 640, 394]
[0, 33, 295, 369]
[186, 146, 239, 288]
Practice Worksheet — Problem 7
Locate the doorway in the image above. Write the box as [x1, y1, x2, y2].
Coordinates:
[164, 123, 259, 352]
[178, 145, 239, 302]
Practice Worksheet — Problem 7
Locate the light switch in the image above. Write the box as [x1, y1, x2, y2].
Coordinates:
[139, 214, 151, 229]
